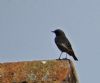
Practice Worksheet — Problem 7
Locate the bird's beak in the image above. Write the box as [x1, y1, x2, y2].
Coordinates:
[51, 31, 55, 33]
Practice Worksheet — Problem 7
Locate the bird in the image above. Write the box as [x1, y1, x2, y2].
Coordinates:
[52, 29, 78, 61]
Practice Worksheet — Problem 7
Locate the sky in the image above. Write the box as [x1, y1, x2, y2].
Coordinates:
[0, 0, 100, 83]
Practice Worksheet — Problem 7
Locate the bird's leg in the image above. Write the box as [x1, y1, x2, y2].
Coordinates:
[65, 53, 68, 60]
[58, 52, 62, 60]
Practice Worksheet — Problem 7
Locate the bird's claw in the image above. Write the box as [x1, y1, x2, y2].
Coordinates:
[56, 58, 61, 60]
[63, 58, 67, 59]
[62, 58, 69, 60]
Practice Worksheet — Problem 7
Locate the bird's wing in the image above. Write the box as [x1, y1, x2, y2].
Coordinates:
[55, 36, 73, 52]
[61, 43, 73, 51]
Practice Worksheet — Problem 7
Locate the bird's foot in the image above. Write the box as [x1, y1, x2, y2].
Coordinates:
[62, 58, 69, 60]
[56, 58, 61, 60]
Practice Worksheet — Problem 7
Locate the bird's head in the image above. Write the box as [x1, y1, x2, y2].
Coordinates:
[52, 29, 65, 36]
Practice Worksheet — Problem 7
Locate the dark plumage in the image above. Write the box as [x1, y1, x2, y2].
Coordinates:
[52, 29, 78, 61]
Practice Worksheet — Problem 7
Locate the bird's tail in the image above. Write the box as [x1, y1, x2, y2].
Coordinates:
[73, 55, 78, 61]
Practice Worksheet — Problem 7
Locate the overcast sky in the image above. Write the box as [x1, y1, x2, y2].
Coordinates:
[0, 0, 100, 83]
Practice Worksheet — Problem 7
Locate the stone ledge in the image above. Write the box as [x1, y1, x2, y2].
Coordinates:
[0, 59, 79, 83]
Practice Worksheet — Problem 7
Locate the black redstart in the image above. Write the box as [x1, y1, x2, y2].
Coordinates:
[52, 29, 78, 61]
